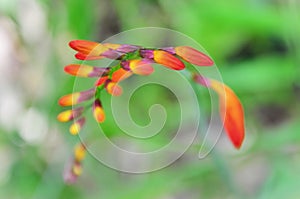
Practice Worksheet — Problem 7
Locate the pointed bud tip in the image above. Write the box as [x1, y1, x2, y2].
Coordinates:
[69, 40, 98, 51]
[64, 64, 82, 76]
[57, 110, 72, 122]
[58, 95, 73, 107]
[68, 40, 78, 49]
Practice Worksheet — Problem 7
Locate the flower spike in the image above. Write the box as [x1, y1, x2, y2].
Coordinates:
[194, 74, 245, 149]
[59, 40, 245, 183]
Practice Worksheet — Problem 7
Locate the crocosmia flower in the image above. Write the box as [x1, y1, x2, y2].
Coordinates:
[58, 39, 245, 183]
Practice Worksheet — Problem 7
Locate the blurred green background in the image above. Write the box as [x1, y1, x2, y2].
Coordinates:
[0, 0, 300, 198]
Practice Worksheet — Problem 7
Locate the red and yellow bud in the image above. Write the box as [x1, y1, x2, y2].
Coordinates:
[64, 64, 108, 77]
[194, 74, 245, 149]
[93, 99, 105, 123]
[128, 59, 154, 75]
[57, 107, 84, 122]
[58, 89, 95, 106]
[106, 81, 123, 96]
[57, 110, 73, 122]
[175, 46, 214, 66]
[69, 117, 86, 135]
[74, 143, 86, 162]
[210, 79, 244, 148]
[69, 40, 109, 56]
[59, 93, 80, 107]
[69, 40, 123, 60]
[64, 64, 93, 77]
[72, 161, 82, 176]
[153, 50, 185, 70]
[111, 68, 132, 82]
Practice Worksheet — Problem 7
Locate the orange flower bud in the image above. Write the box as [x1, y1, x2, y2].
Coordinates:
[175, 46, 214, 66]
[153, 50, 185, 70]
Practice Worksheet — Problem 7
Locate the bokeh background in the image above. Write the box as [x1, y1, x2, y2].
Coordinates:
[0, 0, 300, 198]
